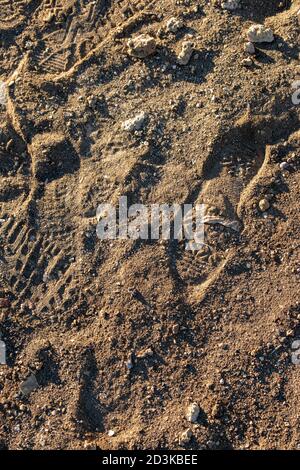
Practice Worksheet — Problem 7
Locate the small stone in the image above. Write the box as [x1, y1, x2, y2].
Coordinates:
[279, 161, 290, 171]
[177, 40, 194, 65]
[136, 348, 153, 359]
[211, 403, 220, 418]
[166, 17, 184, 33]
[108, 430, 115, 437]
[122, 112, 147, 132]
[258, 198, 270, 212]
[0, 81, 7, 107]
[179, 429, 192, 446]
[221, 0, 240, 11]
[0, 340, 6, 365]
[186, 402, 200, 423]
[242, 57, 253, 67]
[244, 42, 255, 55]
[126, 353, 134, 370]
[247, 24, 274, 43]
[127, 34, 156, 58]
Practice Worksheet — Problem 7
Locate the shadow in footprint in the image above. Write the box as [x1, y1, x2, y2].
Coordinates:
[36, 346, 61, 387]
[201, 110, 300, 219]
[234, 0, 292, 22]
[31, 133, 80, 182]
[76, 347, 104, 433]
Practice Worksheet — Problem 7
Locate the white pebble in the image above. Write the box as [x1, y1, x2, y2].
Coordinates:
[247, 24, 274, 43]
[0, 81, 7, 107]
[186, 402, 200, 423]
[244, 42, 256, 55]
[0, 340, 6, 365]
[122, 112, 147, 132]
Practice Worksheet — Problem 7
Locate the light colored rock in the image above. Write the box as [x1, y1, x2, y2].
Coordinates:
[0, 340, 6, 365]
[247, 24, 274, 43]
[280, 161, 290, 171]
[242, 57, 253, 67]
[177, 40, 194, 65]
[258, 198, 270, 212]
[126, 354, 134, 369]
[166, 17, 184, 33]
[122, 112, 147, 132]
[244, 42, 255, 54]
[127, 34, 156, 58]
[221, 0, 240, 11]
[186, 402, 200, 423]
[136, 348, 153, 359]
[0, 81, 7, 107]
[179, 429, 192, 446]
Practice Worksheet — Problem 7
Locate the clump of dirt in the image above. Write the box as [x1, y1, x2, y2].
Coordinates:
[0, 0, 299, 451]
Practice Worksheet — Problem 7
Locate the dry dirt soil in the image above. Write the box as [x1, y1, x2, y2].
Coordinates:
[0, 0, 300, 450]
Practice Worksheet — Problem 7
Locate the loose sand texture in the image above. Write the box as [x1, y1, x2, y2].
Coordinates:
[0, 0, 300, 450]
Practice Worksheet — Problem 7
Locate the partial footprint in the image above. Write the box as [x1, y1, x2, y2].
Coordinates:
[174, 111, 299, 302]
[32, 0, 156, 78]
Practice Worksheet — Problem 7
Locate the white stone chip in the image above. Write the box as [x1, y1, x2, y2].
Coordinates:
[0, 81, 7, 107]
[247, 24, 274, 43]
[122, 112, 147, 132]
[186, 402, 200, 423]
[0, 340, 6, 365]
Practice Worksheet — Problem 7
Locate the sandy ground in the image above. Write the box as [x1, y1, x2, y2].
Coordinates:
[0, 0, 300, 450]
